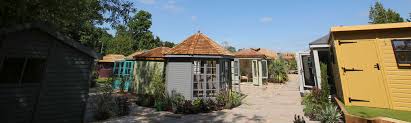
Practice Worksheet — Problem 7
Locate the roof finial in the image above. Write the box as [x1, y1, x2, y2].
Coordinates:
[197, 30, 201, 34]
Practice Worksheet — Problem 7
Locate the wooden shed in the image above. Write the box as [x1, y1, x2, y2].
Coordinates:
[234, 48, 268, 86]
[132, 47, 170, 94]
[330, 22, 411, 111]
[97, 54, 125, 78]
[0, 23, 97, 122]
[165, 32, 234, 99]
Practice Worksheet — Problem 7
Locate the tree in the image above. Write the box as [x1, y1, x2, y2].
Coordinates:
[226, 46, 236, 52]
[160, 41, 176, 48]
[408, 13, 411, 22]
[0, 0, 137, 52]
[369, 1, 404, 24]
[128, 10, 158, 50]
[104, 25, 134, 55]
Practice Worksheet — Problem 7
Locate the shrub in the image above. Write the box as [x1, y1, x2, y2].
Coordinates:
[115, 95, 130, 116]
[269, 59, 289, 83]
[136, 94, 155, 107]
[170, 91, 185, 113]
[93, 94, 117, 121]
[318, 103, 342, 123]
[320, 63, 330, 102]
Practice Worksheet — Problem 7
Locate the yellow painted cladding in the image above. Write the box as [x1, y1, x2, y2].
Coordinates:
[331, 22, 411, 111]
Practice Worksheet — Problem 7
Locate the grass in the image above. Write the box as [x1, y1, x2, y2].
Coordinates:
[345, 106, 411, 122]
[96, 78, 109, 83]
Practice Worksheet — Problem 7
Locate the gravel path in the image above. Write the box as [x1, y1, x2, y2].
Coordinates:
[97, 74, 313, 123]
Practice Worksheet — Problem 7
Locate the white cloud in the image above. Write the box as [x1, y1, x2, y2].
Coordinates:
[163, 0, 183, 13]
[138, 0, 156, 5]
[191, 16, 197, 21]
[260, 16, 273, 23]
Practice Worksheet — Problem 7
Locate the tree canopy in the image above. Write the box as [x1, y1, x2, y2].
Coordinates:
[369, 1, 404, 24]
[1, 0, 174, 56]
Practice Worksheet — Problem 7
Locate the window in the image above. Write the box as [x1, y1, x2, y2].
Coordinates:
[0, 57, 46, 84]
[261, 60, 268, 78]
[392, 40, 411, 64]
[193, 60, 219, 98]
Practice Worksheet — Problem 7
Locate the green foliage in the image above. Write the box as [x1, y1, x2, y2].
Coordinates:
[104, 26, 134, 55]
[346, 106, 411, 122]
[320, 63, 330, 102]
[226, 46, 237, 52]
[93, 77, 130, 121]
[0, 0, 136, 52]
[269, 59, 289, 83]
[287, 59, 297, 70]
[318, 104, 342, 123]
[369, 1, 404, 24]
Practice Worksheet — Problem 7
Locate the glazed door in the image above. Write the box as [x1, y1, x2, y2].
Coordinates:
[337, 40, 388, 108]
[231, 59, 240, 84]
[251, 60, 259, 85]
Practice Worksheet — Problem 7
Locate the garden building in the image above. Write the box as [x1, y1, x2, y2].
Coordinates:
[97, 54, 125, 78]
[165, 32, 234, 100]
[234, 48, 268, 86]
[0, 23, 97, 122]
[297, 34, 335, 95]
[132, 47, 171, 94]
[330, 22, 411, 111]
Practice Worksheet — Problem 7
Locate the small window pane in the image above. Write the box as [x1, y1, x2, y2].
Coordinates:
[392, 40, 411, 64]
[0, 57, 25, 83]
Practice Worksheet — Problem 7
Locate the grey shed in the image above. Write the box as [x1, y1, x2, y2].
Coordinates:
[0, 23, 97, 123]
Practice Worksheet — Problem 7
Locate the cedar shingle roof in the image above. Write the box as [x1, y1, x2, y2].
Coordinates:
[234, 48, 266, 58]
[126, 51, 144, 59]
[98, 54, 125, 62]
[255, 48, 277, 60]
[134, 47, 171, 60]
[166, 32, 233, 56]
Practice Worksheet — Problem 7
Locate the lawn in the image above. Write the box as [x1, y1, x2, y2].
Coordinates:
[345, 106, 411, 122]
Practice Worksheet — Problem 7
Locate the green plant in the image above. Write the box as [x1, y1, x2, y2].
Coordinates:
[170, 91, 185, 113]
[320, 62, 330, 102]
[269, 59, 289, 83]
[93, 94, 117, 121]
[302, 88, 329, 120]
[115, 95, 130, 116]
[318, 103, 342, 123]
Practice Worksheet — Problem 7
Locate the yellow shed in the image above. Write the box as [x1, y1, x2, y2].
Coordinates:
[330, 22, 411, 111]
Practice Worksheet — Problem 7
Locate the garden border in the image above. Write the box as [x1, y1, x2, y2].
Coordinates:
[334, 97, 408, 123]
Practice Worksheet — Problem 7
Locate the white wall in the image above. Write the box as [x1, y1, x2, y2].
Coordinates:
[166, 62, 193, 100]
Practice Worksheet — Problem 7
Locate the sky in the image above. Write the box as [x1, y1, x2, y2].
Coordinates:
[108, 0, 411, 52]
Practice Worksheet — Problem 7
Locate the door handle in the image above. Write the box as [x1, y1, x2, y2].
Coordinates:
[374, 63, 380, 70]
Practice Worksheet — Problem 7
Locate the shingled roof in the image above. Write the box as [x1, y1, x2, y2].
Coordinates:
[255, 48, 277, 60]
[98, 54, 125, 62]
[134, 47, 171, 60]
[234, 48, 266, 58]
[166, 32, 233, 56]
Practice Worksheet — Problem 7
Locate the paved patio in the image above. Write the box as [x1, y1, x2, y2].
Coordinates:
[98, 74, 312, 123]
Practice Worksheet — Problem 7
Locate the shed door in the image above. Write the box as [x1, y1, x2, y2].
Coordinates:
[231, 59, 240, 84]
[251, 60, 259, 85]
[337, 40, 388, 108]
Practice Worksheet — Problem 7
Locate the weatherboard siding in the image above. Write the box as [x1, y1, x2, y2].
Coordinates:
[377, 39, 411, 111]
[166, 62, 192, 100]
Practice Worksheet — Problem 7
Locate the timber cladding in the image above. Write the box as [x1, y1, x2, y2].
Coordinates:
[331, 23, 411, 111]
[0, 24, 96, 123]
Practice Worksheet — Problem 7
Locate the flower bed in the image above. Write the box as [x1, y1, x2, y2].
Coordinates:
[135, 91, 246, 114]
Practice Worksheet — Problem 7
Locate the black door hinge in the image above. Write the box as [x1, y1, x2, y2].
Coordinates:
[338, 41, 357, 45]
[374, 63, 380, 70]
[342, 67, 363, 73]
[349, 97, 370, 103]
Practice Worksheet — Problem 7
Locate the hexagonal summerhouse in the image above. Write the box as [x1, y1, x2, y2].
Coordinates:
[165, 32, 234, 100]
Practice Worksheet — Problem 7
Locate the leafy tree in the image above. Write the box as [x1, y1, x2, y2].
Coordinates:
[369, 1, 404, 24]
[160, 41, 176, 48]
[0, 0, 137, 53]
[226, 46, 236, 52]
[104, 25, 134, 55]
[128, 10, 158, 50]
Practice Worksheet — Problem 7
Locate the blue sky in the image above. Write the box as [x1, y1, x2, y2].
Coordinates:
[109, 0, 411, 52]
